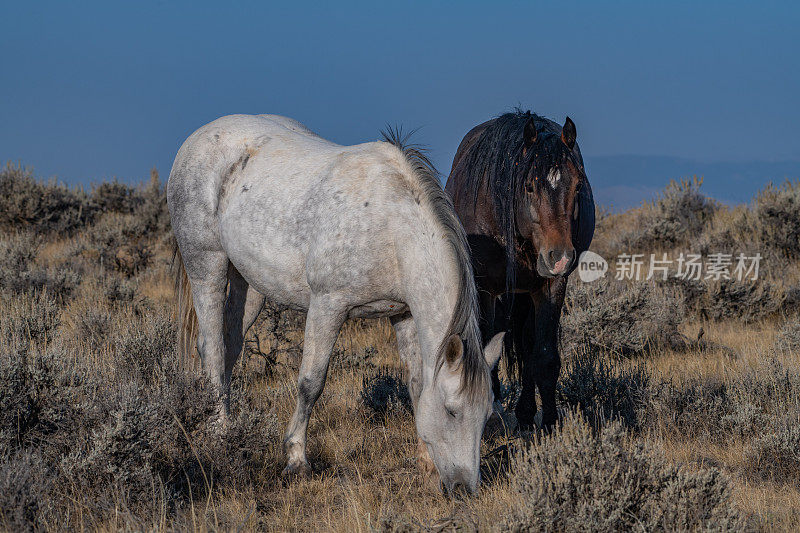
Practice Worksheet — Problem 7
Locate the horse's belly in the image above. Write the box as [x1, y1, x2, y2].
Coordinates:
[219, 216, 311, 309]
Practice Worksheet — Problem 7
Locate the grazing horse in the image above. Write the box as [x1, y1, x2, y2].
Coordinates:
[168, 114, 503, 493]
[446, 110, 595, 430]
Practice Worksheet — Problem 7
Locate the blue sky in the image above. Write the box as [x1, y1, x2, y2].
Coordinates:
[1, 1, 798, 201]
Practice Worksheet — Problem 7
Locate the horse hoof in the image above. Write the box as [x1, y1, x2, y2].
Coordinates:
[540, 416, 558, 434]
[281, 462, 312, 478]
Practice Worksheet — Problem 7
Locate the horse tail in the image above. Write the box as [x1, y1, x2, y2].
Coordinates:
[172, 244, 198, 362]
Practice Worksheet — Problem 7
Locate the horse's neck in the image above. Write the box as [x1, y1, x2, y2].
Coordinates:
[401, 226, 462, 377]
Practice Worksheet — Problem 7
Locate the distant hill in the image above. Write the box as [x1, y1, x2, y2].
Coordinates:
[584, 155, 800, 210]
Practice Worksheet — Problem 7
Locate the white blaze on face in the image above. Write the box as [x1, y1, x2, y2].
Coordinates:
[547, 168, 561, 189]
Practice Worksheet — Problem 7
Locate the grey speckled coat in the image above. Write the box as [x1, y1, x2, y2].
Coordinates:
[168, 115, 503, 493]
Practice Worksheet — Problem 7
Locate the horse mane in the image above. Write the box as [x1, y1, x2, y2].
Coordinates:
[459, 109, 563, 292]
[381, 127, 487, 399]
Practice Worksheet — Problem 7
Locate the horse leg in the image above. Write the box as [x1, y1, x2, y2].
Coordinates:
[390, 313, 434, 476]
[282, 294, 346, 477]
[185, 252, 230, 414]
[529, 277, 567, 431]
[513, 296, 537, 429]
[222, 264, 266, 412]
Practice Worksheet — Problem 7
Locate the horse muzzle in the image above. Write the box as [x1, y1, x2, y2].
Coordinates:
[440, 468, 479, 497]
[537, 247, 576, 277]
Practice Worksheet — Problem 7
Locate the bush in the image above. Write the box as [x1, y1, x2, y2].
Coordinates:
[244, 301, 304, 375]
[87, 213, 153, 276]
[643, 376, 731, 441]
[0, 233, 81, 300]
[1, 291, 61, 346]
[0, 450, 53, 532]
[91, 180, 140, 214]
[558, 352, 650, 428]
[70, 303, 113, 351]
[624, 177, 716, 251]
[774, 320, 800, 354]
[754, 180, 800, 258]
[562, 278, 685, 357]
[644, 359, 800, 446]
[114, 309, 177, 378]
[0, 162, 95, 234]
[360, 368, 412, 419]
[332, 345, 377, 372]
[502, 412, 742, 532]
[745, 424, 800, 484]
[700, 279, 783, 322]
[98, 273, 138, 304]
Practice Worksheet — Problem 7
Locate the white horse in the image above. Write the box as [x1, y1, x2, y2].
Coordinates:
[167, 115, 503, 493]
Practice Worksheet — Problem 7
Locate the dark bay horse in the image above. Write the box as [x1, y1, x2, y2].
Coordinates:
[445, 110, 595, 429]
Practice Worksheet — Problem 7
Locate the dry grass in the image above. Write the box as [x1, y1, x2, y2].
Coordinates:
[2, 166, 800, 531]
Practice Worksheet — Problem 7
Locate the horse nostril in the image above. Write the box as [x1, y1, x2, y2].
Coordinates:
[548, 249, 559, 265]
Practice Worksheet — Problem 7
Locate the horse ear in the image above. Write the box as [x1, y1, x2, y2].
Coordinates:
[523, 115, 537, 149]
[562, 117, 577, 150]
[484, 332, 504, 370]
[444, 334, 464, 365]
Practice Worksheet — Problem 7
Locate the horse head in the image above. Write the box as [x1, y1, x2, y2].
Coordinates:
[515, 114, 590, 277]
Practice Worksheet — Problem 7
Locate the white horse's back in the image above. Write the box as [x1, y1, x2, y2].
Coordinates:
[169, 114, 427, 310]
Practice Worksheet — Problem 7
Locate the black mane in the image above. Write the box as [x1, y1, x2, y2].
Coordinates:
[460, 109, 575, 291]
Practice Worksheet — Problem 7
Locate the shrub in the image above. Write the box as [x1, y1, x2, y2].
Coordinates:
[745, 424, 800, 484]
[360, 367, 412, 419]
[644, 359, 800, 446]
[91, 180, 140, 214]
[624, 177, 716, 251]
[558, 351, 650, 428]
[502, 412, 742, 532]
[784, 284, 800, 315]
[114, 309, 176, 378]
[71, 304, 113, 350]
[135, 168, 171, 236]
[0, 450, 53, 532]
[0, 347, 83, 456]
[774, 320, 800, 354]
[331, 345, 377, 372]
[700, 279, 783, 322]
[98, 273, 138, 304]
[0, 233, 80, 300]
[562, 278, 685, 357]
[643, 376, 731, 440]
[244, 301, 304, 374]
[753, 180, 800, 258]
[87, 213, 152, 276]
[1, 291, 61, 346]
[0, 162, 95, 234]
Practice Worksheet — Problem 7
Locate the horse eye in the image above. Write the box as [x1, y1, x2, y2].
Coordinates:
[446, 407, 457, 418]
